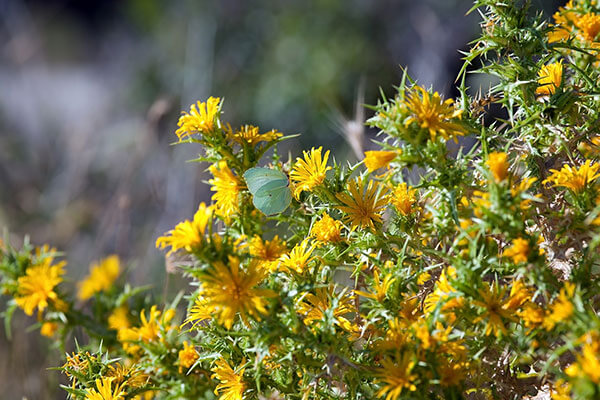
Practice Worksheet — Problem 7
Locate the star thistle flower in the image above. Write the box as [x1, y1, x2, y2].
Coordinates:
[248, 235, 287, 271]
[156, 203, 213, 255]
[178, 341, 199, 372]
[227, 124, 282, 147]
[209, 162, 242, 221]
[290, 147, 332, 198]
[336, 178, 388, 231]
[84, 377, 126, 400]
[543, 282, 575, 331]
[211, 358, 246, 400]
[15, 256, 65, 316]
[536, 61, 563, 96]
[296, 286, 355, 330]
[565, 332, 600, 383]
[175, 97, 221, 141]
[503, 238, 530, 264]
[375, 353, 418, 400]
[40, 321, 58, 337]
[543, 160, 600, 193]
[279, 239, 315, 274]
[472, 283, 516, 337]
[108, 305, 131, 331]
[575, 13, 600, 43]
[118, 305, 176, 352]
[310, 212, 343, 244]
[404, 85, 464, 142]
[193, 256, 275, 329]
[355, 269, 396, 302]
[364, 150, 398, 172]
[390, 183, 418, 216]
[77, 255, 120, 301]
[486, 151, 509, 182]
[548, 1, 575, 43]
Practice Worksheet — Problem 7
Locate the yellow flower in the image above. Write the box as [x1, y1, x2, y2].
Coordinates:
[355, 269, 396, 302]
[536, 61, 563, 96]
[156, 203, 213, 255]
[472, 283, 515, 337]
[211, 358, 246, 400]
[551, 379, 572, 400]
[279, 239, 315, 274]
[175, 97, 221, 141]
[543, 282, 575, 331]
[424, 268, 463, 318]
[336, 178, 389, 231]
[178, 341, 199, 372]
[85, 377, 126, 400]
[544, 160, 600, 193]
[108, 305, 131, 331]
[62, 351, 96, 379]
[183, 296, 212, 330]
[78, 255, 120, 301]
[118, 305, 176, 353]
[248, 235, 287, 271]
[310, 212, 343, 244]
[404, 85, 464, 142]
[390, 183, 418, 216]
[227, 124, 282, 147]
[503, 238, 530, 264]
[486, 152, 509, 182]
[209, 162, 242, 221]
[290, 147, 331, 197]
[517, 303, 544, 330]
[192, 256, 275, 329]
[364, 150, 398, 172]
[296, 286, 355, 331]
[575, 12, 600, 43]
[106, 363, 149, 389]
[548, 1, 575, 43]
[566, 332, 600, 383]
[375, 353, 418, 400]
[40, 321, 58, 337]
[15, 256, 65, 316]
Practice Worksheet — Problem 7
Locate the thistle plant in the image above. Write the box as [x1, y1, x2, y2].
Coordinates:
[3, 1, 600, 399]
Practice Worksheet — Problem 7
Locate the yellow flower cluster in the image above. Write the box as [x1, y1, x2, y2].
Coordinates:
[78, 255, 120, 301]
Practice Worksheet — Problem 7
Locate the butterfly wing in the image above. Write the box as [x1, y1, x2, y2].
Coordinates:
[252, 179, 292, 215]
[243, 167, 288, 194]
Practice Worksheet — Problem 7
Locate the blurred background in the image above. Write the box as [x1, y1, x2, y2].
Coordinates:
[0, 0, 561, 398]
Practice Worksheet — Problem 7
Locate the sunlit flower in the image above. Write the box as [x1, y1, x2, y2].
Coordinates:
[192, 256, 275, 329]
[179, 341, 199, 372]
[390, 183, 418, 216]
[183, 296, 213, 329]
[544, 160, 600, 192]
[15, 256, 65, 316]
[404, 85, 464, 142]
[106, 363, 148, 388]
[472, 283, 515, 337]
[248, 235, 287, 271]
[156, 203, 213, 255]
[209, 162, 242, 221]
[355, 269, 396, 302]
[85, 377, 126, 400]
[336, 178, 389, 231]
[565, 332, 600, 383]
[211, 358, 246, 400]
[296, 286, 355, 330]
[290, 147, 331, 197]
[108, 305, 131, 331]
[424, 267, 463, 317]
[543, 282, 575, 331]
[486, 151, 509, 182]
[40, 321, 58, 337]
[375, 353, 418, 400]
[536, 61, 563, 96]
[227, 124, 282, 147]
[575, 12, 600, 43]
[175, 97, 221, 141]
[279, 239, 315, 274]
[310, 212, 343, 244]
[78, 255, 120, 301]
[518, 303, 544, 330]
[548, 1, 575, 43]
[503, 238, 530, 264]
[364, 150, 398, 172]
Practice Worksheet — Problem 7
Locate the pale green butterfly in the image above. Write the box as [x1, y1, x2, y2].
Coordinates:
[243, 167, 292, 216]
